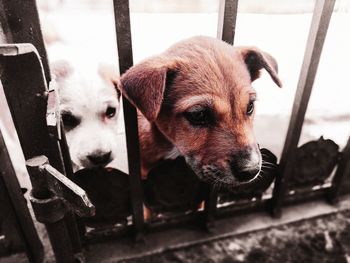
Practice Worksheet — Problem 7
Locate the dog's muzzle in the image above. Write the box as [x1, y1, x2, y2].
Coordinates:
[86, 151, 112, 167]
[228, 146, 262, 182]
[186, 147, 262, 189]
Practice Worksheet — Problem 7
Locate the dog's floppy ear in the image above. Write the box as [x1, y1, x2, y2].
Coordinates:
[50, 60, 73, 81]
[238, 47, 282, 88]
[120, 58, 174, 121]
[98, 63, 121, 98]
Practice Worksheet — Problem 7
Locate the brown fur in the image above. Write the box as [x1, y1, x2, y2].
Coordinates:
[119, 36, 281, 187]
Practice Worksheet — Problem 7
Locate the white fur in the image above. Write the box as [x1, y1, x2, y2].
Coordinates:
[54, 61, 120, 172]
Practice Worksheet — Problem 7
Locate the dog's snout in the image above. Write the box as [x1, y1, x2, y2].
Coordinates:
[229, 147, 261, 182]
[87, 151, 112, 166]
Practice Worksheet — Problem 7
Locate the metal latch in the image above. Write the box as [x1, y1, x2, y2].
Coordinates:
[26, 156, 95, 218]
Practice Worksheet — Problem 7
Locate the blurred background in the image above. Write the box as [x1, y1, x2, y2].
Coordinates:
[37, 0, 350, 172]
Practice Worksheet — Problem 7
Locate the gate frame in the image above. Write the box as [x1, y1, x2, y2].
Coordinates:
[0, 129, 43, 262]
[0, 0, 349, 261]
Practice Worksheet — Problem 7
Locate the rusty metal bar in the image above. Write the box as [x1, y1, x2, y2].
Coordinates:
[113, 0, 145, 238]
[217, 0, 238, 45]
[271, 0, 336, 217]
[327, 137, 350, 204]
[0, 131, 43, 262]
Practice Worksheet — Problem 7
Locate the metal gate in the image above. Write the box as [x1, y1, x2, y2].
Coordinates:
[0, 0, 349, 262]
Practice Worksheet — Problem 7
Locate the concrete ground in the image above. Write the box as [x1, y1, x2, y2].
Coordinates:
[2, 195, 350, 263]
[81, 195, 350, 263]
[123, 210, 350, 263]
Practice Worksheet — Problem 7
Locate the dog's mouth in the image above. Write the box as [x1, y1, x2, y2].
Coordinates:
[72, 158, 114, 172]
[185, 148, 278, 193]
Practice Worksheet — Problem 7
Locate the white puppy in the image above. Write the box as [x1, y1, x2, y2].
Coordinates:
[51, 60, 121, 172]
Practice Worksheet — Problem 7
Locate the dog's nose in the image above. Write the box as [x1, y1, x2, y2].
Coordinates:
[230, 147, 261, 182]
[87, 151, 112, 166]
[233, 166, 260, 182]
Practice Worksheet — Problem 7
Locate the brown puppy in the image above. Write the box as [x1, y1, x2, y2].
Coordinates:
[119, 36, 281, 190]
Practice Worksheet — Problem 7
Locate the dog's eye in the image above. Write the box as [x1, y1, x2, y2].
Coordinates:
[61, 113, 80, 129]
[246, 101, 255, 116]
[184, 108, 214, 127]
[105, 106, 116, 118]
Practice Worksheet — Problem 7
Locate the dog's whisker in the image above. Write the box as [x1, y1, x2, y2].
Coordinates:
[261, 160, 276, 165]
[262, 162, 277, 167]
[261, 165, 276, 170]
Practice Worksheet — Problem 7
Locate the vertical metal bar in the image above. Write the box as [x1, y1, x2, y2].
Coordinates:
[59, 124, 74, 180]
[27, 157, 74, 263]
[64, 212, 84, 258]
[59, 123, 84, 255]
[45, 222, 75, 263]
[0, 48, 76, 262]
[203, 186, 218, 230]
[113, 0, 145, 237]
[327, 137, 350, 204]
[271, 0, 336, 217]
[0, 131, 44, 262]
[217, 0, 238, 45]
[202, 0, 239, 229]
[0, 175, 23, 255]
[1, 0, 51, 83]
[0, 0, 82, 254]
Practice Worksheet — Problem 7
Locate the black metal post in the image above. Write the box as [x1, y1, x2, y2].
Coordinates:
[203, 0, 239, 228]
[217, 0, 238, 45]
[2, 0, 83, 251]
[26, 157, 74, 263]
[271, 0, 336, 217]
[0, 0, 51, 82]
[0, 131, 44, 262]
[113, 0, 145, 239]
[0, 45, 78, 262]
[1, 0, 83, 254]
